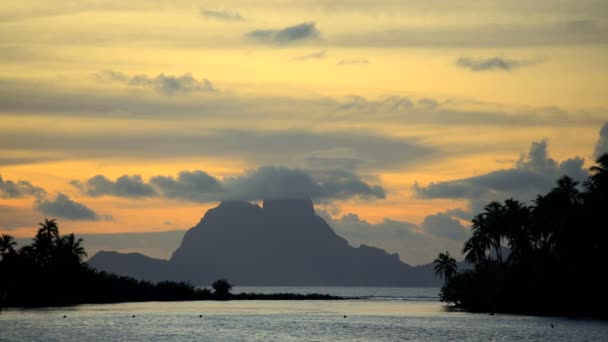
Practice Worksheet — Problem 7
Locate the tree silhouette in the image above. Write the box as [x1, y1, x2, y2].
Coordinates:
[38, 218, 59, 240]
[439, 154, 608, 317]
[56, 234, 87, 265]
[0, 234, 17, 257]
[212, 279, 232, 299]
[433, 251, 457, 283]
[462, 230, 488, 265]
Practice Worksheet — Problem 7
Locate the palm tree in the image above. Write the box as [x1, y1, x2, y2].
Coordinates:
[503, 199, 531, 260]
[433, 251, 458, 283]
[56, 234, 87, 263]
[38, 218, 59, 240]
[553, 176, 580, 205]
[463, 230, 488, 265]
[0, 234, 17, 257]
[32, 218, 60, 265]
[482, 202, 506, 263]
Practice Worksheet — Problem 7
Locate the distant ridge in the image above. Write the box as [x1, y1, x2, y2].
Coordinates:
[88, 199, 443, 286]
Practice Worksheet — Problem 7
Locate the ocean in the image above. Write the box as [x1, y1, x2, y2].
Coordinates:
[1, 287, 607, 341]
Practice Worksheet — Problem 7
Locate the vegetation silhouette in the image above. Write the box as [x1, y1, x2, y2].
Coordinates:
[437, 153, 608, 318]
[0, 221, 341, 308]
[211, 279, 232, 300]
[433, 251, 457, 284]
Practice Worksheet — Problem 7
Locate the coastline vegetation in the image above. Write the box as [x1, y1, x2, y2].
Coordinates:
[435, 153, 608, 318]
[0, 220, 340, 308]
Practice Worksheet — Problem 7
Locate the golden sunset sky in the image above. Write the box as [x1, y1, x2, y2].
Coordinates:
[1, 1, 607, 264]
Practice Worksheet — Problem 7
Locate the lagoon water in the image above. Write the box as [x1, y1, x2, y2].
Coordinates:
[1, 287, 607, 341]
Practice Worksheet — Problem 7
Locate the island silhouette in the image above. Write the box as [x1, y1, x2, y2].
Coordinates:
[88, 198, 442, 286]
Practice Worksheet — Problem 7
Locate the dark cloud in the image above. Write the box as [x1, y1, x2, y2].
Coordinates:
[594, 122, 608, 158]
[74, 166, 385, 203]
[71, 175, 157, 198]
[319, 211, 467, 265]
[35, 193, 108, 221]
[337, 59, 370, 66]
[246, 22, 320, 45]
[413, 140, 589, 207]
[0, 175, 46, 199]
[291, 50, 327, 61]
[150, 171, 223, 201]
[200, 9, 245, 22]
[457, 56, 541, 72]
[100, 70, 215, 95]
[421, 213, 468, 240]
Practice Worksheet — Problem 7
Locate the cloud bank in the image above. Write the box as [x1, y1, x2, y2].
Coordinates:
[0, 175, 46, 199]
[413, 139, 589, 212]
[35, 193, 108, 221]
[320, 210, 468, 265]
[72, 166, 386, 203]
[594, 122, 608, 158]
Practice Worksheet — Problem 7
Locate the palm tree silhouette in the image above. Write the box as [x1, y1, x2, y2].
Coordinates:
[56, 234, 87, 264]
[433, 251, 458, 283]
[0, 234, 17, 257]
[38, 219, 59, 240]
[587, 153, 608, 192]
[463, 230, 488, 265]
[553, 176, 580, 205]
[483, 202, 506, 263]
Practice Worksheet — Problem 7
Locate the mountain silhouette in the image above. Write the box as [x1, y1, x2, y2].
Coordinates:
[89, 199, 442, 286]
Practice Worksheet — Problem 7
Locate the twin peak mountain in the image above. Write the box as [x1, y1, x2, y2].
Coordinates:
[89, 198, 440, 286]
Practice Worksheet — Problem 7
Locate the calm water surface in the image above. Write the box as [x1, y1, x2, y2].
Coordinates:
[1, 287, 607, 341]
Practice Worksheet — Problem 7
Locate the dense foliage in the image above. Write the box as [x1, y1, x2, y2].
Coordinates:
[0, 219, 215, 307]
[0, 220, 341, 307]
[438, 153, 608, 317]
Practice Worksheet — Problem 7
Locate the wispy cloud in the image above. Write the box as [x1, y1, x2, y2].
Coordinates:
[291, 50, 327, 61]
[456, 56, 541, 72]
[99, 70, 215, 95]
[246, 22, 320, 45]
[200, 9, 245, 22]
[337, 58, 370, 66]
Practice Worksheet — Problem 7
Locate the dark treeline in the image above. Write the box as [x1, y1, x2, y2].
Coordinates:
[0, 221, 339, 308]
[435, 153, 608, 318]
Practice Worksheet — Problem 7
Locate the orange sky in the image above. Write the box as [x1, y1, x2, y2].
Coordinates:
[1, 1, 607, 264]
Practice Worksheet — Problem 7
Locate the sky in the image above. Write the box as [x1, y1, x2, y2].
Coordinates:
[1, 0, 607, 265]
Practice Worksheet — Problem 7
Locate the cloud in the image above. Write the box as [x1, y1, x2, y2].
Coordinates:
[319, 211, 468, 265]
[337, 59, 370, 66]
[421, 213, 468, 240]
[594, 122, 608, 158]
[150, 171, 223, 201]
[35, 193, 108, 221]
[100, 70, 215, 95]
[200, 9, 245, 22]
[70, 175, 157, 198]
[413, 140, 589, 209]
[1, 126, 432, 172]
[246, 22, 320, 45]
[291, 50, 327, 61]
[0, 175, 46, 199]
[73, 166, 386, 203]
[456, 56, 541, 72]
